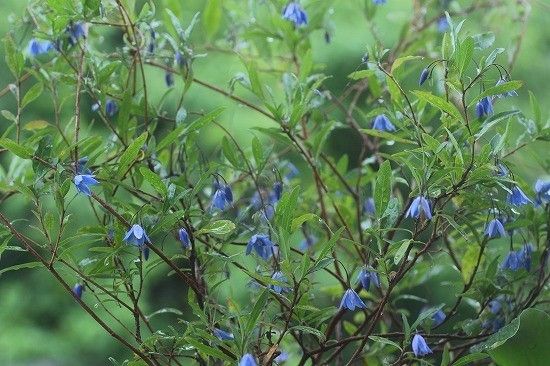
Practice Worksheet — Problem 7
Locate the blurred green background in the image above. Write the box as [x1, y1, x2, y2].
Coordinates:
[0, 0, 548, 364]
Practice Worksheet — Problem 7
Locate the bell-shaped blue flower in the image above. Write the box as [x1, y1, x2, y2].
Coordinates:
[73, 174, 99, 196]
[123, 224, 150, 247]
[270, 271, 291, 294]
[105, 99, 118, 117]
[507, 185, 532, 206]
[485, 218, 506, 238]
[165, 72, 174, 87]
[495, 163, 508, 177]
[437, 17, 449, 32]
[212, 184, 233, 210]
[500, 250, 521, 271]
[75, 156, 92, 175]
[432, 309, 446, 327]
[535, 179, 550, 205]
[272, 182, 283, 202]
[282, 2, 308, 27]
[518, 243, 534, 271]
[175, 51, 186, 68]
[488, 298, 502, 314]
[476, 97, 494, 118]
[246, 234, 274, 260]
[285, 162, 299, 180]
[213, 328, 234, 341]
[363, 197, 376, 216]
[274, 351, 289, 363]
[419, 68, 429, 85]
[357, 268, 380, 291]
[372, 114, 396, 132]
[27, 39, 53, 57]
[178, 228, 190, 250]
[67, 22, 88, 45]
[406, 196, 432, 220]
[299, 234, 317, 251]
[72, 283, 84, 299]
[339, 289, 367, 311]
[239, 354, 257, 366]
[412, 334, 432, 357]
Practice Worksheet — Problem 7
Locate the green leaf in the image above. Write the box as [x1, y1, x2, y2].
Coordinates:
[461, 244, 482, 283]
[374, 161, 392, 217]
[347, 69, 375, 80]
[145, 307, 183, 320]
[139, 166, 167, 198]
[393, 239, 411, 265]
[452, 353, 489, 366]
[470, 81, 523, 106]
[275, 186, 300, 234]
[0, 262, 42, 276]
[21, 83, 44, 109]
[185, 108, 224, 134]
[185, 338, 233, 362]
[203, 0, 222, 39]
[291, 326, 326, 342]
[368, 336, 402, 351]
[117, 132, 148, 178]
[360, 129, 415, 145]
[413, 90, 462, 120]
[221, 136, 241, 168]
[0, 138, 34, 158]
[391, 55, 422, 73]
[457, 36, 474, 76]
[196, 220, 235, 236]
[291, 213, 320, 232]
[245, 289, 269, 336]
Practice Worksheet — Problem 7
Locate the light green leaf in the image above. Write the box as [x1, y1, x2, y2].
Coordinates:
[196, 220, 235, 236]
[117, 132, 147, 178]
[139, 166, 168, 198]
[374, 160, 392, 217]
[413, 90, 462, 120]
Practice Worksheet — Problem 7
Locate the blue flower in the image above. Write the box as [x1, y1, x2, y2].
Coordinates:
[437, 16, 449, 33]
[500, 250, 521, 271]
[483, 317, 505, 332]
[485, 218, 506, 238]
[175, 51, 186, 68]
[476, 97, 494, 118]
[211, 184, 233, 210]
[535, 179, 550, 205]
[91, 101, 101, 112]
[165, 72, 174, 87]
[363, 197, 376, 216]
[246, 234, 274, 260]
[239, 354, 257, 366]
[272, 182, 283, 202]
[270, 271, 291, 294]
[213, 328, 234, 341]
[299, 234, 317, 251]
[67, 22, 88, 45]
[339, 289, 367, 311]
[494, 78, 518, 98]
[75, 156, 92, 175]
[148, 30, 156, 54]
[27, 39, 53, 56]
[282, 2, 308, 27]
[123, 224, 150, 247]
[419, 68, 429, 86]
[507, 185, 532, 206]
[518, 243, 534, 271]
[72, 283, 84, 299]
[274, 351, 289, 363]
[372, 114, 396, 132]
[495, 163, 508, 177]
[73, 174, 99, 196]
[142, 246, 150, 261]
[105, 99, 118, 117]
[412, 334, 432, 357]
[432, 310, 446, 327]
[406, 196, 432, 220]
[488, 298, 502, 314]
[285, 162, 299, 180]
[357, 268, 380, 291]
[373, 0, 386, 4]
[178, 228, 190, 250]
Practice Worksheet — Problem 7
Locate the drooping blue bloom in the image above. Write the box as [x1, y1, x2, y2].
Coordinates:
[246, 234, 274, 260]
[27, 39, 54, 57]
[213, 328, 234, 341]
[175, 51, 186, 68]
[485, 218, 506, 238]
[411, 334, 432, 357]
[299, 234, 317, 251]
[535, 179, 550, 205]
[495, 163, 508, 177]
[488, 298, 502, 314]
[270, 271, 291, 294]
[178, 228, 190, 250]
[105, 99, 118, 117]
[476, 97, 494, 118]
[418, 68, 429, 86]
[518, 243, 534, 271]
[500, 250, 521, 271]
[211, 184, 233, 210]
[148, 30, 156, 54]
[142, 246, 150, 261]
[339, 289, 367, 311]
[285, 162, 299, 180]
[372, 114, 396, 132]
[282, 2, 308, 27]
[272, 182, 283, 202]
[67, 22, 88, 45]
[494, 78, 518, 98]
[363, 197, 376, 216]
[357, 268, 381, 291]
[507, 185, 532, 206]
[406, 196, 432, 220]
[432, 310, 446, 327]
[123, 224, 150, 247]
[372, 0, 387, 4]
[274, 351, 289, 363]
[73, 174, 99, 196]
[437, 16, 449, 33]
[239, 354, 257, 366]
[165, 72, 174, 87]
[72, 283, 84, 299]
